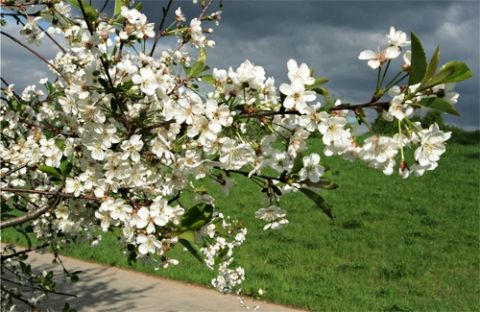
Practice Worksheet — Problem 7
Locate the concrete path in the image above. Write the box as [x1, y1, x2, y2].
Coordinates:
[14, 251, 304, 312]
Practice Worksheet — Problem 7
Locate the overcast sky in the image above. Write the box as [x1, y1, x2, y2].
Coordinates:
[2, 0, 479, 129]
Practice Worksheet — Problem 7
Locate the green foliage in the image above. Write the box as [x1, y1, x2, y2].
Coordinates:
[409, 32, 427, 85]
[418, 97, 459, 116]
[67, 0, 98, 21]
[300, 187, 335, 219]
[422, 47, 441, 84]
[188, 48, 208, 78]
[421, 61, 473, 90]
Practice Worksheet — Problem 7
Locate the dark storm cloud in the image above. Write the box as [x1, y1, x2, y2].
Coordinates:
[2, 0, 478, 128]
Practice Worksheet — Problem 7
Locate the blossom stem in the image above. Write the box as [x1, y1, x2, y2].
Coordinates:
[375, 66, 382, 90]
[385, 72, 408, 91]
[398, 119, 405, 161]
[379, 60, 391, 89]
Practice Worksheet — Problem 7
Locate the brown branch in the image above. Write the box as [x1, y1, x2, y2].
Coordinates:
[198, 0, 216, 19]
[0, 243, 49, 262]
[37, 22, 66, 53]
[0, 164, 28, 179]
[0, 196, 61, 230]
[1, 284, 37, 310]
[1, 77, 22, 101]
[0, 31, 69, 83]
[329, 101, 389, 111]
[0, 187, 99, 201]
[149, 0, 174, 57]
[9, 13, 66, 54]
[239, 110, 301, 119]
[99, 0, 109, 14]
[1, 276, 78, 298]
[0, 12, 41, 18]
[238, 101, 391, 119]
[77, 0, 119, 104]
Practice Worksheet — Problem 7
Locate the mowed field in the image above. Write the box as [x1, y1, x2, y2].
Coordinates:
[3, 136, 479, 311]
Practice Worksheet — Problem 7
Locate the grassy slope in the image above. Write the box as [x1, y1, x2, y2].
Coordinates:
[3, 140, 479, 311]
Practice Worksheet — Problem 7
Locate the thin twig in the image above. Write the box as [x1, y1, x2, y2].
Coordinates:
[0, 188, 99, 202]
[0, 196, 62, 230]
[1, 276, 78, 298]
[0, 31, 69, 82]
[149, 0, 174, 57]
[37, 23, 66, 53]
[99, 0, 109, 14]
[0, 164, 28, 179]
[1, 284, 37, 309]
[77, 0, 119, 103]
[238, 100, 390, 120]
[198, 0, 215, 19]
[329, 101, 390, 111]
[239, 110, 301, 119]
[1, 77, 21, 99]
[0, 243, 50, 262]
[10, 13, 66, 54]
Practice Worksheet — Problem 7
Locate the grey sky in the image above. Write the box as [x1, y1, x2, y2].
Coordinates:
[2, 0, 479, 128]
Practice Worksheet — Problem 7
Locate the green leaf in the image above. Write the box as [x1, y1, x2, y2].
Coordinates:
[119, 80, 134, 92]
[291, 152, 305, 174]
[178, 230, 196, 242]
[180, 203, 214, 230]
[422, 46, 441, 84]
[67, 1, 98, 21]
[418, 97, 460, 116]
[38, 165, 61, 178]
[307, 76, 329, 87]
[188, 48, 208, 78]
[135, 2, 144, 11]
[306, 179, 339, 190]
[179, 238, 204, 264]
[421, 61, 472, 89]
[188, 61, 207, 78]
[306, 77, 329, 95]
[409, 32, 427, 85]
[300, 187, 335, 219]
[59, 159, 73, 176]
[114, 0, 124, 16]
[200, 75, 215, 85]
[198, 47, 207, 64]
[55, 138, 65, 150]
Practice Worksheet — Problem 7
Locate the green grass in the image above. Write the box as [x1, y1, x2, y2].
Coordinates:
[3, 139, 479, 311]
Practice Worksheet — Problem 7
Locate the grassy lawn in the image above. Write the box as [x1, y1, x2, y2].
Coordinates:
[2, 137, 479, 311]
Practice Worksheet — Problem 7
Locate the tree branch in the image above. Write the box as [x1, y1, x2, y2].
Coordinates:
[77, 0, 119, 104]
[0, 164, 28, 179]
[1, 284, 37, 310]
[0, 31, 69, 82]
[0, 244, 49, 262]
[198, 0, 216, 19]
[149, 0, 174, 57]
[0, 196, 61, 230]
[0, 187, 99, 202]
[329, 101, 389, 111]
[238, 101, 390, 119]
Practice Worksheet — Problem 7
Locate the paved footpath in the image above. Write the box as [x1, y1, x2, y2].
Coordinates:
[20, 251, 305, 312]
